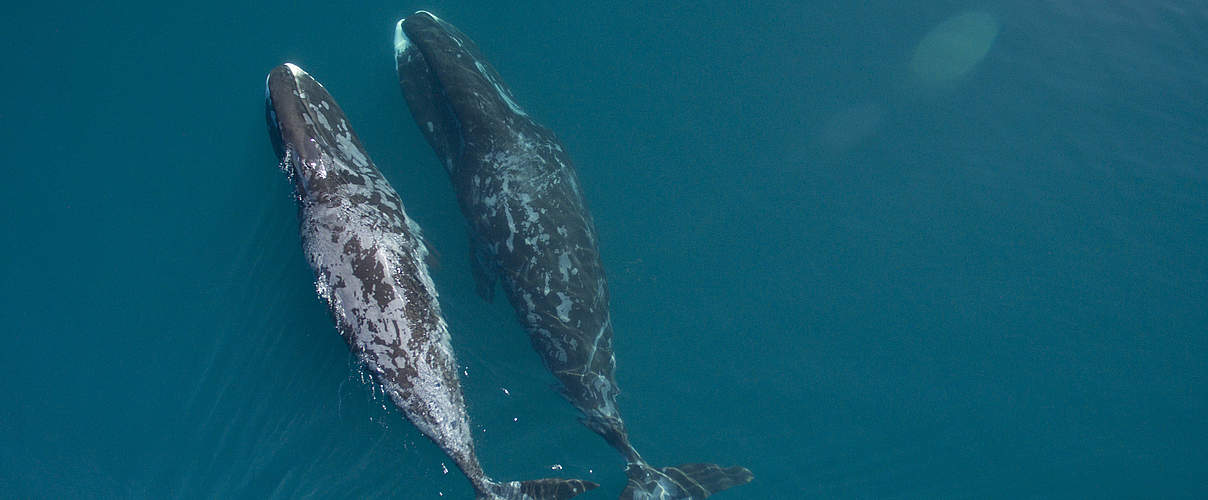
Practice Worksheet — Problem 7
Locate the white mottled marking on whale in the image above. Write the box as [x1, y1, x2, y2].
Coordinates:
[335, 129, 369, 167]
[521, 196, 539, 223]
[504, 205, 516, 252]
[555, 293, 572, 322]
[307, 144, 328, 180]
[311, 103, 331, 129]
[558, 252, 572, 282]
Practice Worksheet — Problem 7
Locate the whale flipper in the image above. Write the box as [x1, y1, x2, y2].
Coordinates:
[621, 463, 753, 500]
[482, 478, 598, 500]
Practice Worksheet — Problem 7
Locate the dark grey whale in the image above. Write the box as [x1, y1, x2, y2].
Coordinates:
[265, 63, 596, 500]
[393, 13, 753, 499]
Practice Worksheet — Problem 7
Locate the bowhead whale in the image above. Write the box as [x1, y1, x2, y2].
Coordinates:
[393, 13, 753, 499]
[265, 62, 596, 500]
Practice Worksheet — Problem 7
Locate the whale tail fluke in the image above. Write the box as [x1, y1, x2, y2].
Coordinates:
[620, 462, 753, 500]
[480, 477, 599, 500]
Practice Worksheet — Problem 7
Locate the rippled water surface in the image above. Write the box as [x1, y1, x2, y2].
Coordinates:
[2, 1, 1205, 498]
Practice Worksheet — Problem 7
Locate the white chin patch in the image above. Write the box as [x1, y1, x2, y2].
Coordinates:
[394, 19, 413, 57]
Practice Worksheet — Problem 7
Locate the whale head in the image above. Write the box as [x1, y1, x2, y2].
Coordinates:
[394, 11, 534, 174]
[265, 63, 372, 198]
[396, 11, 529, 115]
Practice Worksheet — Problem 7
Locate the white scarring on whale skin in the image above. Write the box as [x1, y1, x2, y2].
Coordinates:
[271, 62, 477, 490]
[272, 62, 600, 500]
[392, 12, 755, 498]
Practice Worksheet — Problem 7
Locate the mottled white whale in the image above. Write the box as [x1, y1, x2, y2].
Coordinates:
[393, 13, 753, 500]
[265, 63, 596, 500]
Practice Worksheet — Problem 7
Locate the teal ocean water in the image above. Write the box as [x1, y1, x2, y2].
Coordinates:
[3, 1, 1205, 498]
